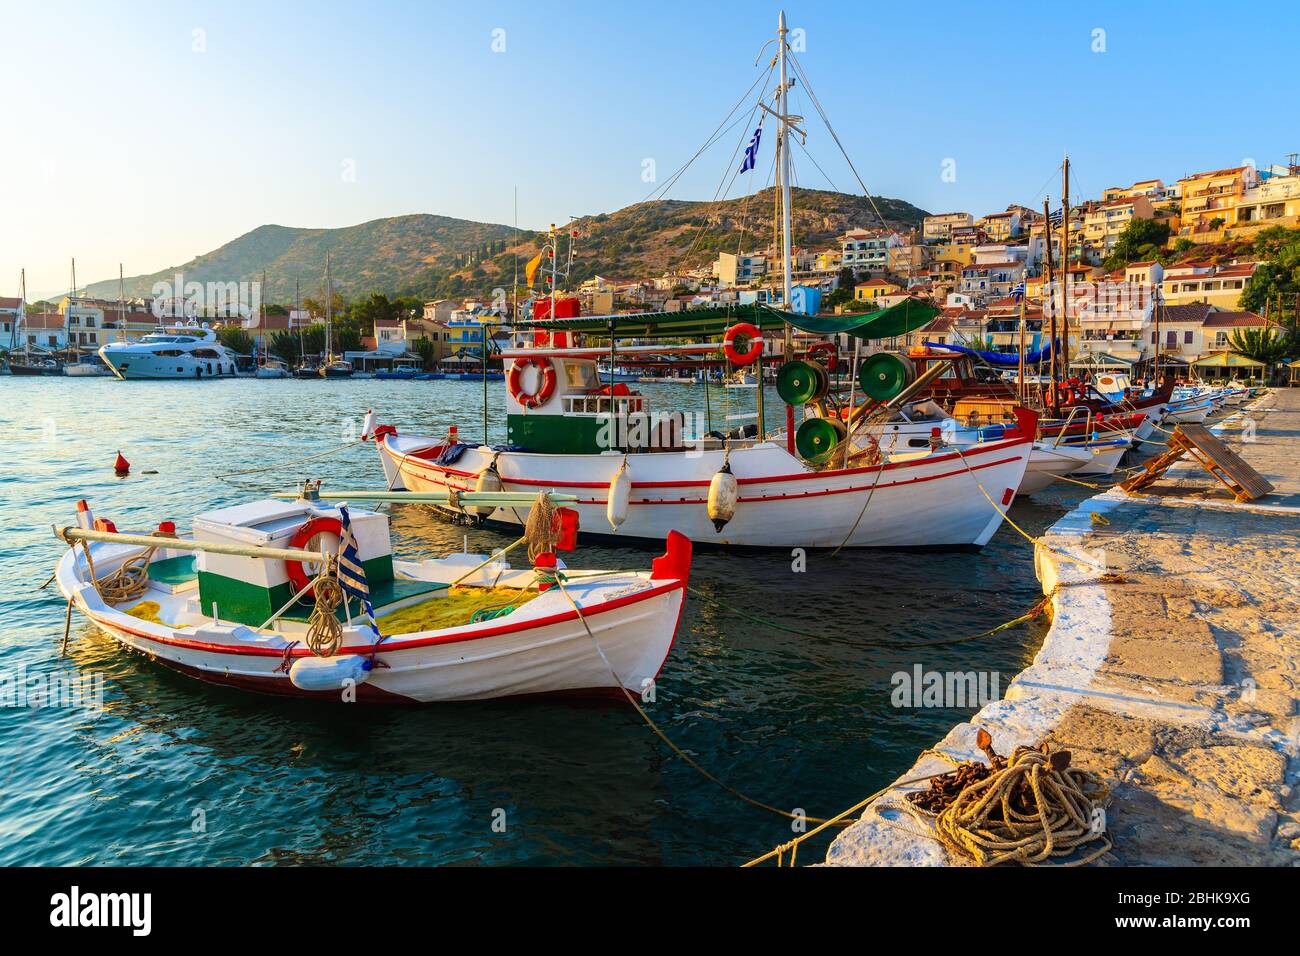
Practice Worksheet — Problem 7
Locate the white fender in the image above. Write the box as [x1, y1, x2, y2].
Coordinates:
[706, 460, 738, 532]
[361, 408, 376, 441]
[607, 459, 631, 530]
[289, 654, 372, 693]
[473, 462, 502, 517]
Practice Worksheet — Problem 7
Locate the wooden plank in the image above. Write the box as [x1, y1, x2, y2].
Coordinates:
[1120, 425, 1273, 502]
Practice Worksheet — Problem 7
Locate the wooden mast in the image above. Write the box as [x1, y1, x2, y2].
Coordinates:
[1061, 156, 1071, 379]
[1043, 198, 1059, 415]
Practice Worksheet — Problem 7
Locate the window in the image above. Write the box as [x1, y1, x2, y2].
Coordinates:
[1184, 331, 1193, 344]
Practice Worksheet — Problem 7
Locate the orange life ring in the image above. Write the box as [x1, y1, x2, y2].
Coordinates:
[1050, 383, 1079, 408]
[508, 356, 557, 409]
[723, 322, 764, 366]
[807, 341, 838, 373]
[285, 516, 344, 598]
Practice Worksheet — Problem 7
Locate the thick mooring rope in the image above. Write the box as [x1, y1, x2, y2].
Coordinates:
[925, 740, 1112, 866]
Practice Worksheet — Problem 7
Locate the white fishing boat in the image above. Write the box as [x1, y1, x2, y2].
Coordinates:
[54, 490, 691, 702]
[369, 16, 1036, 551]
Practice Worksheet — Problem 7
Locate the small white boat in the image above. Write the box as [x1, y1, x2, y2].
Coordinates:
[63, 354, 113, 377]
[1166, 398, 1214, 424]
[1068, 438, 1132, 476]
[55, 493, 691, 702]
[254, 359, 292, 379]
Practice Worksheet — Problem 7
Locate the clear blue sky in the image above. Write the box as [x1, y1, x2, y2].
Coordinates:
[4, 0, 1296, 298]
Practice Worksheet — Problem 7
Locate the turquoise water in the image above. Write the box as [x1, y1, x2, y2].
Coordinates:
[0, 375, 1085, 866]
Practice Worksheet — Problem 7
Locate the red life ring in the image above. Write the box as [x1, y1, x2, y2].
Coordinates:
[507, 357, 558, 409]
[1050, 383, 1079, 408]
[723, 322, 764, 366]
[807, 341, 838, 373]
[285, 516, 344, 598]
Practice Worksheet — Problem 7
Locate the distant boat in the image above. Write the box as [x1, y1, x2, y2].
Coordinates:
[99, 323, 240, 380]
[294, 363, 321, 379]
[254, 358, 292, 379]
[9, 355, 63, 376]
[63, 353, 113, 377]
[321, 359, 354, 379]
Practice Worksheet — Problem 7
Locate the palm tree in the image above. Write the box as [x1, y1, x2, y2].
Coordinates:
[1228, 326, 1290, 365]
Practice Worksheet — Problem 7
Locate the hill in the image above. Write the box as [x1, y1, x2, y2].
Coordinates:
[81, 188, 929, 305]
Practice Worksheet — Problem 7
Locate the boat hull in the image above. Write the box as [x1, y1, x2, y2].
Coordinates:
[56, 542, 687, 703]
[377, 430, 1034, 549]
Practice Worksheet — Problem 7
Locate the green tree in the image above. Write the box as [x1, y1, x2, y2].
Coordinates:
[216, 327, 252, 354]
[411, 336, 435, 370]
[268, 329, 300, 363]
[1238, 227, 1300, 313]
[1103, 218, 1171, 270]
[1228, 327, 1290, 365]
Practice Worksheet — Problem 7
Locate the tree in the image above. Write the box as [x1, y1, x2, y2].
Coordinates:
[1103, 217, 1171, 270]
[1228, 327, 1290, 365]
[216, 327, 252, 354]
[1238, 226, 1300, 314]
[411, 336, 435, 370]
[268, 330, 300, 363]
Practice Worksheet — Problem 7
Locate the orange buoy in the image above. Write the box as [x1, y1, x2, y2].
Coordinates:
[113, 451, 130, 475]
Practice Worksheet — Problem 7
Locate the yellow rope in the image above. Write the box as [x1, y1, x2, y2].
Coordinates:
[931, 744, 1112, 866]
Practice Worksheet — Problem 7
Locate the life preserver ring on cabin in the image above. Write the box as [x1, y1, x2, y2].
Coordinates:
[723, 322, 764, 366]
[1050, 383, 1079, 408]
[286, 516, 344, 598]
[508, 356, 558, 409]
[807, 341, 838, 373]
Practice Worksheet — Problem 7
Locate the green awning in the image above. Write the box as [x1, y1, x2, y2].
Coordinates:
[1193, 352, 1265, 368]
[522, 298, 940, 342]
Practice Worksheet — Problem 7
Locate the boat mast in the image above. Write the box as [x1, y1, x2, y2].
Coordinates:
[69, 257, 76, 355]
[1042, 198, 1058, 416]
[117, 264, 125, 343]
[324, 252, 333, 363]
[260, 270, 267, 365]
[1061, 154, 1071, 378]
[295, 277, 303, 363]
[15, 268, 25, 353]
[777, 10, 793, 358]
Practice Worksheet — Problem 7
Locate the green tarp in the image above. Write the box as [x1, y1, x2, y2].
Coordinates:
[522, 298, 940, 342]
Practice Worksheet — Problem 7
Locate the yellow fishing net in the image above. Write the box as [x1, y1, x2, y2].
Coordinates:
[125, 601, 167, 626]
[378, 587, 538, 635]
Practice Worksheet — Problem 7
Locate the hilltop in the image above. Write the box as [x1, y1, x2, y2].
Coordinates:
[80, 188, 928, 304]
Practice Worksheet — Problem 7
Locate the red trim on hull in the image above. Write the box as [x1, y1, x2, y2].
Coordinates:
[387, 439, 1030, 505]
[85, 578, 686, 660]
[384, 433, 1033, 490]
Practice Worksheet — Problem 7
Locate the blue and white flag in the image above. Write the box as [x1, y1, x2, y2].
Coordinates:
[336, 505, 380, 639]
[739, 127, 763, 173]
[1011, 281, 1026, 301]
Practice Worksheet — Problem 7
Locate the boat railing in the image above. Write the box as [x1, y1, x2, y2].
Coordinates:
[1051, 405, 1092, 447]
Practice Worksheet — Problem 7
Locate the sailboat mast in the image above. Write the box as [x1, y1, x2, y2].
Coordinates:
[1061, 155, 1071, 377]
[1043, 198, 1059, 415]
[69, 257, 76, 353]
[15, 268, 25, 352]
[118, 264, 125, 343]
[777, 10, 793, 357]
[325, 252, 332, 361]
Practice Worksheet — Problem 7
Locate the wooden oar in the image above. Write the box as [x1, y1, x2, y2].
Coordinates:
[57, 527, 327, 564]
[270, 490, 579, 506]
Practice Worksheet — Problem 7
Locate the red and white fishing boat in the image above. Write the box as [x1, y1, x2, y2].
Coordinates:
[54, 492, 691, 702]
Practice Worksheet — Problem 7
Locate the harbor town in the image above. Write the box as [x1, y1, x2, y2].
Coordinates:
[1, 2, 1297, 926]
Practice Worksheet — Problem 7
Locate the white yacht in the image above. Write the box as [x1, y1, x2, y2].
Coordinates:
[99, 323, 240, 380]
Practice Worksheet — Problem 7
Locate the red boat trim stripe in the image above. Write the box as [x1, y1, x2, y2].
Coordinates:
[88, 579, 686, 659]
[387, 438, 1028, 505]
[383, 434, 1031, 493]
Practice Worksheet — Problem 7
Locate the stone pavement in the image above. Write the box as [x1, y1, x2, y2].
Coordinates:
[827, 388, 1300, 866]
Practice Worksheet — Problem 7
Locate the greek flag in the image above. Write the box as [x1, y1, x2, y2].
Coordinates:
[336, 506, 380, 639]
[1011, 281, 1026, 301]
[739, 127, 763, 173]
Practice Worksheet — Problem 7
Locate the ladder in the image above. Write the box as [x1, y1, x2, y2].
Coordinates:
[1120, 424, 1274, 502]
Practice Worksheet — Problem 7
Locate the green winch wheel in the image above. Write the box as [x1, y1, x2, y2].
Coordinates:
[795, 416, 848, 464]
[777, 360, 829, 406]
[857, 353, 916, 402]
